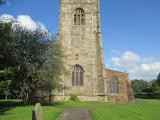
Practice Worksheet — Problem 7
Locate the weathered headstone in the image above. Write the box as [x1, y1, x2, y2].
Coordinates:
[32, 103, 42, 120]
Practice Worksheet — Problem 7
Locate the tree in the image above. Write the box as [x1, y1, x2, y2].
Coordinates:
[0, 22, 17, 69]
[156, 73, 160, 85]
[150, 80, 160, 93]
[0, 0, 5, 6]
[0, 68, 13, 101]
[0, 22, 17, 100]
[0, 21, 49, 103]
[131, 79, 148, 93]
[150, 73, 160, 93]
[12, 26, 49, 103]
[0, 20, 66, 103]
[38, 40, 66, 101]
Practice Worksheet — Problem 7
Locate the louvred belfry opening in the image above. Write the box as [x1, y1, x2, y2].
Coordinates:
[74, 8, 85, 25]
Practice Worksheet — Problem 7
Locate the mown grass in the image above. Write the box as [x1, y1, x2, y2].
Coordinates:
[0, 100, 63, 120]
[1, 99, 160, 120]
[52, 100, 108, 108]
[0, 100, 107, 120]
[91, 99, 160, 120]
[0, 106, 63, 120]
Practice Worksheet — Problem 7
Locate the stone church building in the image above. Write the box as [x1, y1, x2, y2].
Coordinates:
[56, 0, 134, 102]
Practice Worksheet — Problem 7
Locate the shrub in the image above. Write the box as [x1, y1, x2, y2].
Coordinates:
[69, 95, 79, 102]
[134, 93, 160, 99]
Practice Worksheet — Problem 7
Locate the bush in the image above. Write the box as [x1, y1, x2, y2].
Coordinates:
[134, 93, 160, 99]
[69, 95, 79, 102]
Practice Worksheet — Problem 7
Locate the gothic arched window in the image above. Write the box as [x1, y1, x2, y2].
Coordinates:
[74, 8, 85, 25]
[72, 65, 84, 86]
[108, 77, 119, 94]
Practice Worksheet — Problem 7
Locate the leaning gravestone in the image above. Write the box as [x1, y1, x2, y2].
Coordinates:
[32, 103, 42, 120]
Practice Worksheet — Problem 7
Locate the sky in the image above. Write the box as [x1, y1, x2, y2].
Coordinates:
[0, 0, 160, 80]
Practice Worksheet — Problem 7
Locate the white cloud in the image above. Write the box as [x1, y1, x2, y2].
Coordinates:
[122, 51, 141, 62]
[37, 21, 47, 31]
[111, 51, 153, 68]
[128, 62, 160, 80]
[17, 15, 38, 30]
[108, 50, 160, 80]
[0, 14, 15, 22]
[111, 56, 136, 67]
[0, 14, 47, 31]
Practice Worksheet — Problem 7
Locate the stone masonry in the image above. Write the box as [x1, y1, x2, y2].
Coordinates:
[56, 0, 134, 102]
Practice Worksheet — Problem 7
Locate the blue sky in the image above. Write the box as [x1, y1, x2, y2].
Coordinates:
[0, 0, 160, 80]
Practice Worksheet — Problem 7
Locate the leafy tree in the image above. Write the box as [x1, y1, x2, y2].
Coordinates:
[38, 40, 66, 101]
[131, 74, 160, 94]
[156, 73, 160, 85]
[0, 22, 21, 99]
[150, 73, 160, 93]
[0, 20, 66, 103]
[0, 21, 48, 103]
[150, 80, 160, 93]
[12, 26, 49, 103]
[0, 80, 12, 100]
[0, 68, 13, 101]
[131, 79, 148, 93]
[0, 22, 17, 69]
[0, 0, 5, 6]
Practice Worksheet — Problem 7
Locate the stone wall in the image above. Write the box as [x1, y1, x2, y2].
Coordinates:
[59, 0, 103, 97]
[56, 0, 134, 102]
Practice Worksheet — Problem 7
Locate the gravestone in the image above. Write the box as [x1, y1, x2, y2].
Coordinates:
[32, 103, 42, 120]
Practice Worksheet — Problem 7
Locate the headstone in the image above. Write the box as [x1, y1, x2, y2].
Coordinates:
[32, 103, 42, 120]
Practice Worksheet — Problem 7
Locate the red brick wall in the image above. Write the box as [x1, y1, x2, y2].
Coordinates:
[105, 69, 134, 102]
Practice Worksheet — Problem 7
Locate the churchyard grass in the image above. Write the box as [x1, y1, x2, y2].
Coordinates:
[0, 99, 160, 120]
[91, 99, 160, 120]
[0, 100, 63, 120]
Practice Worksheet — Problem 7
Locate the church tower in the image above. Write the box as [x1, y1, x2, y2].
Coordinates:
[58, 0, 105, 100]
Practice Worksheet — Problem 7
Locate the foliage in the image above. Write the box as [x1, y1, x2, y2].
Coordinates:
[38, 41, 65, 94]
[0, 21, 65, 104]
[12, 26, 49, 103]
[0, 22, 16, 69]
[149, 73, 160, 93]
[151, 80, 160, 93]
[131, 73, 160, 95]
[69, 95, 80, 102]
[131, 79, 148, 93]
[0, 80, 12, 100]
[134, 93, 160, 99]
[0, 0, 5, 6]
[0, 68, 14, 100]
[156, 73, 160, 86]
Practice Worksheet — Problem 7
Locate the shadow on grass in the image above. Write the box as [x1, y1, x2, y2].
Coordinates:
[0, 108, 13, 115]
[0, 100, 24, 115]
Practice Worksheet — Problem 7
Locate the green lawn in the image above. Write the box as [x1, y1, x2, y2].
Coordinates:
[0, 99, 160, 120]
[0, 106, 62, 120]
[0, 100, 63, 120]
[91, 99, 160, 120]
[0, 100, 104, 120]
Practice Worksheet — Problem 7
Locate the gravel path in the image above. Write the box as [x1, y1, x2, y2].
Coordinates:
[59, 107, 92, 120]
